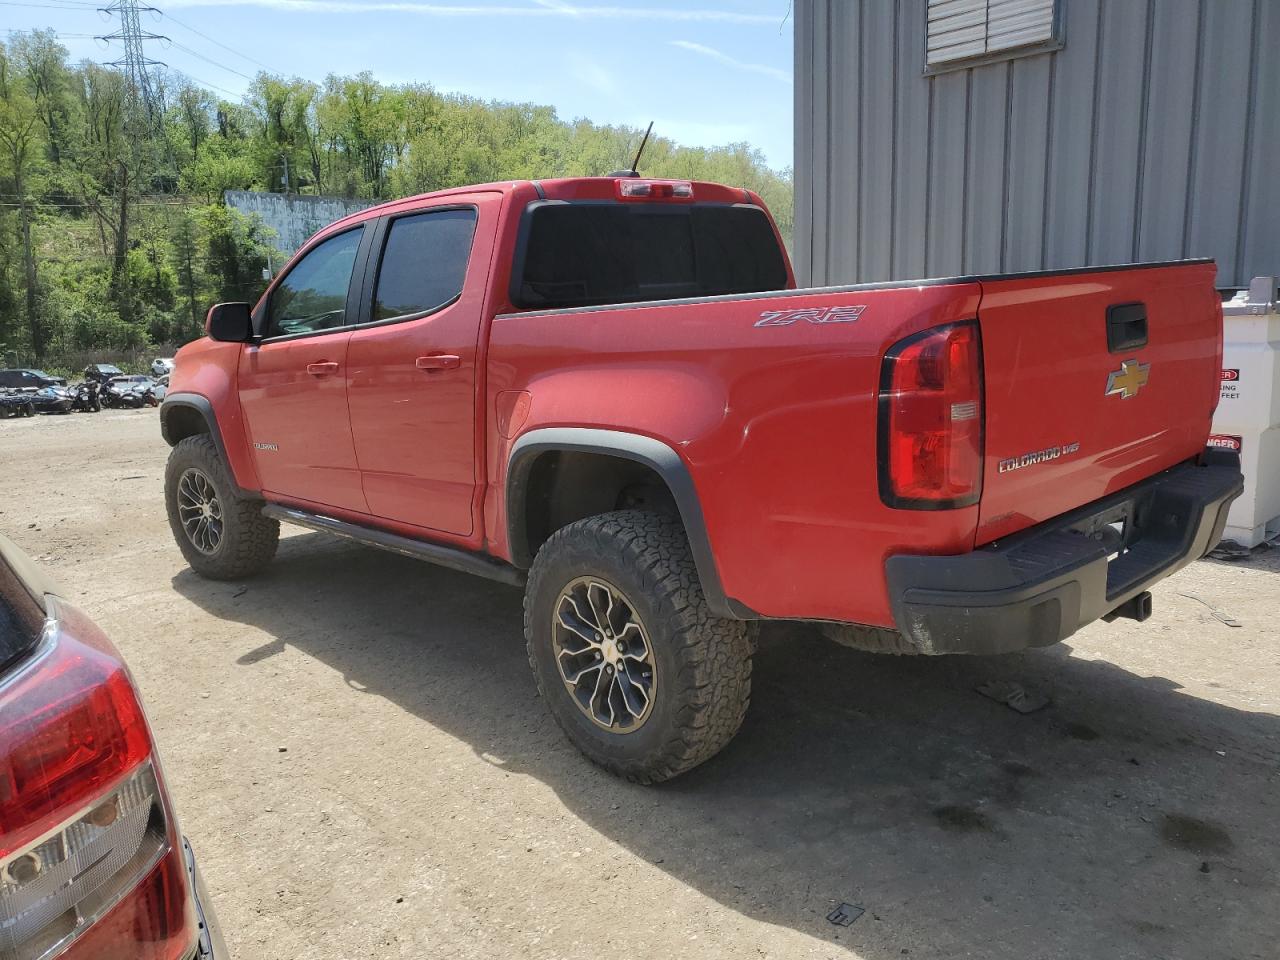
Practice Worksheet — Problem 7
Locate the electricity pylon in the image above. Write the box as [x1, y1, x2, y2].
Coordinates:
[97, 0, 167, 120]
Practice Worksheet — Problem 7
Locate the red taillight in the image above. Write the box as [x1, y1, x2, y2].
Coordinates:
[878, 321, 984, 508]
[615, 179, 694, 200]
[1, 600, 194, 959]
[0, 633, 151, 859]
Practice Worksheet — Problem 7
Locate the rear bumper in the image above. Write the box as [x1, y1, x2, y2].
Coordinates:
[885, 450, 1244, 655]
[184, 838, 229, 960]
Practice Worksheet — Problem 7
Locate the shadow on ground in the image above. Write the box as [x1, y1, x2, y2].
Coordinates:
[174, 533, 1278, 960]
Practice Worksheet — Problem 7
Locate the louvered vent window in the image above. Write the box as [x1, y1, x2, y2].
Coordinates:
[927, 0, 1060, 70]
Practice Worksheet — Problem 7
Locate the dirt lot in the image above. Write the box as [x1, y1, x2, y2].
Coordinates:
[1, 411, 1277, 960]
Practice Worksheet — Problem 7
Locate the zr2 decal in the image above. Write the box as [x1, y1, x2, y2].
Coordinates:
[755, 304, 867, 327]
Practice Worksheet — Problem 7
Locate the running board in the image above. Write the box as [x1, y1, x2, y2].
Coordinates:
[261, 505, 526, 588]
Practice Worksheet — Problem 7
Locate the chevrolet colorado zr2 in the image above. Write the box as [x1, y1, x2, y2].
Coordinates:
[158, 175, 1243, 783]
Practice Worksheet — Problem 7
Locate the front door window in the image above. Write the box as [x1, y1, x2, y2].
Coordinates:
[265, 229, 363, 338]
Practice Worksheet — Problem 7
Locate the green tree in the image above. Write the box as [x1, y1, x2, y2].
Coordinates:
[0, 45, 46, 358]
[0, 30, 794, 368]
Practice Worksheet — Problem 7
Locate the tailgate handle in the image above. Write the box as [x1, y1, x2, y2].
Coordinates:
[1107, 302, 1148, 353]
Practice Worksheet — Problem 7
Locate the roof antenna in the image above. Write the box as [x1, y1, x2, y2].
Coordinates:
[607, 121, 654, 178]
[628, 121, 654, 176]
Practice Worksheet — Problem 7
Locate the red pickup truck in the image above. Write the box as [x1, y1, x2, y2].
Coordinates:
[160, 175, 1242, 782]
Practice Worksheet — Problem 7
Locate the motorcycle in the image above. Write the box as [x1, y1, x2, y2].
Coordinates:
[70, 380, 102, 413]
[101, 380, 147, 409]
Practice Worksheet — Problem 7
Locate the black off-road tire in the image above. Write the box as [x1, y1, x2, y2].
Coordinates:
[165, 434, 279, 580]
[525, 510, 754, 783]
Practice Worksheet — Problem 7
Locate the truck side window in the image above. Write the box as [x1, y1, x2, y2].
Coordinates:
[372, 208, 477, 322]
[265, 227, 363, 339]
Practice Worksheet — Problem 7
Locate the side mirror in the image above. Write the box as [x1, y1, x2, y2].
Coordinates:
[206, 302, 254, 342]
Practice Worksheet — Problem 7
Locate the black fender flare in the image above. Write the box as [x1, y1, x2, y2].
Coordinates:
[159, 393, 251, 497]
[506, 427, 752, 620]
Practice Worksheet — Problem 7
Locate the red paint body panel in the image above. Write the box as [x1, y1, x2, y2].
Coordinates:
[975, 263, 1221, 543]
[346, 192, 504, 536]
[487, 283, 983, 625]
[167, 338, 261, 492]
[237, 331, 369, 512]
[168, 176, 1222, 632]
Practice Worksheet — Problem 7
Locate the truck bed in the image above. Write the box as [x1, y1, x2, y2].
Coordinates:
[489, 259, 1223, 628]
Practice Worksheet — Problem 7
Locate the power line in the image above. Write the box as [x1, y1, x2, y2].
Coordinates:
[164, 37, 256, 82]
[159, 9, 271, 72]
[171, 69, 242, 97]
[0, 1, 100, 8]
[41, 31, 240, 97]
[0, 202, 199, 209]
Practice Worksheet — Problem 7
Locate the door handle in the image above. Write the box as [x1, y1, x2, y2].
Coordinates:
[415, 355, 461, 371]
[306, 361, 340, 376]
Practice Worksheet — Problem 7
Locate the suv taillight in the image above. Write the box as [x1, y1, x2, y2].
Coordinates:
[877, 321, 984, 509]
[1, 600, 194, 960]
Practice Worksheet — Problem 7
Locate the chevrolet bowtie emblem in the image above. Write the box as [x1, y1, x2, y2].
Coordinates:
[1105, 359, 1150, 399]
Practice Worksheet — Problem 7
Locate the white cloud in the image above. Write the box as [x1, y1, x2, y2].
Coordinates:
[162, 0, 777, 24]
[568, 55, 616, 96]
[668, 39, 791, 84]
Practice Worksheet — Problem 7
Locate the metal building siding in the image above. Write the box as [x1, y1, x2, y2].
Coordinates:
[795, 0, 1279, 290]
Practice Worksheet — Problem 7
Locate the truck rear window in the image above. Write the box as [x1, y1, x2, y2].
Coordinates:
[513, 203, 788, 310]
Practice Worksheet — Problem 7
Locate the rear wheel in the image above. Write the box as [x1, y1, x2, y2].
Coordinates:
[165, 435, 279, 579]
[525, 510, 753, 783]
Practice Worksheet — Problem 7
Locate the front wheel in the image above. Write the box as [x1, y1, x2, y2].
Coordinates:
[525, 510, 754, 783]
[164, 435, 279, 579]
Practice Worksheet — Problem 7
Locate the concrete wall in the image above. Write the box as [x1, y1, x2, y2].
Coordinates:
[224, 191, 375, 257]
[794, 0, 1280, 290]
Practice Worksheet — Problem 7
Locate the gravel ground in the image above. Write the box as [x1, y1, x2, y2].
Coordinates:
[1, 410, 1278, 960]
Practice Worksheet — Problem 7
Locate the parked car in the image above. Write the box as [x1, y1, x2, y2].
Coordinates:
[32, 385, 73, 414]
[0, 392, 36, 418]
[151, 357, 175, 377]
[0, 530, 228, 959]
[0, 368, 67, 390]
[159, 175, 1243, 783]
[83, 363, 125, 384]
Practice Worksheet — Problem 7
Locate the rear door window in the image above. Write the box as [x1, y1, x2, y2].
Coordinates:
[514, 203, 788, 310]
[372, 208, 478, 322]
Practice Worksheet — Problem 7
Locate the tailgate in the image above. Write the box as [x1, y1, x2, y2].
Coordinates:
[976, 261, 1222, 545]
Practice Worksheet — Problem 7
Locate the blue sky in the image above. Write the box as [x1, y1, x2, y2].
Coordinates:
[6, 0, 796, 169]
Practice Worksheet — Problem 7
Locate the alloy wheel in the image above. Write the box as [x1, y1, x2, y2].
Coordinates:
[551, 577, 656, 733]
[176, 468, 223, 554]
